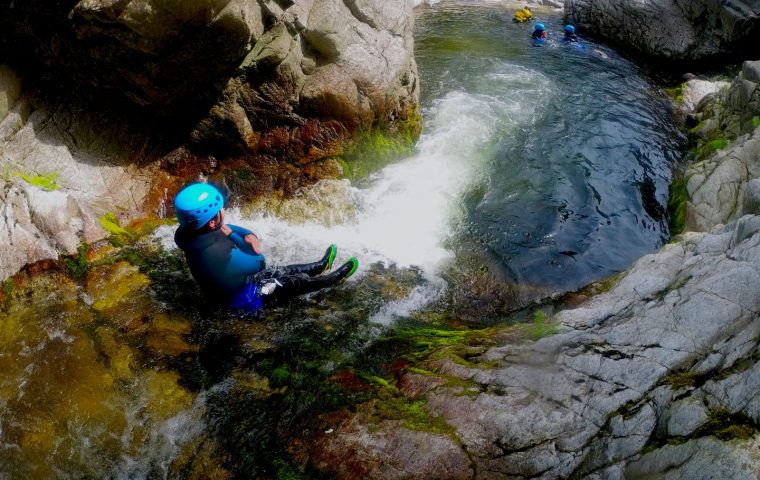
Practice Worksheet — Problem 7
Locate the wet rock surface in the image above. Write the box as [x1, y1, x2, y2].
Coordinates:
[307, 63, 760, 480]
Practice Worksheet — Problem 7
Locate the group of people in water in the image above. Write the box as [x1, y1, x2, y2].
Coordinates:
[532, 23, 579, 43]
[514, 5, 580, 44]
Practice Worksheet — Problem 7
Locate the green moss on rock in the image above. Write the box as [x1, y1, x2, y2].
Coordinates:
[700, 408, 759, 441]
[339, 106, 422, 180]
[371, 395, 455, 436]
[522, 310, 559, 340]
[668, 175, 690, 236]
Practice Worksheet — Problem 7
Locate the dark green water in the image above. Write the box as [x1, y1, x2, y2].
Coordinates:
[415, 4, 684, 291]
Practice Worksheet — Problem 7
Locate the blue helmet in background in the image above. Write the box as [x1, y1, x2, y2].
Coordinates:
[174, 183, 224, 229]
[535, 22, 545, 31]
[564, 24, 575, 33]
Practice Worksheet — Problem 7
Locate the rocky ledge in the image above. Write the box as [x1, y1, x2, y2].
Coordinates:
[310, 216, 760, 479]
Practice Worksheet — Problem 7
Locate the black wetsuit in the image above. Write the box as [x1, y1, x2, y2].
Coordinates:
[562, 32, 578, 42]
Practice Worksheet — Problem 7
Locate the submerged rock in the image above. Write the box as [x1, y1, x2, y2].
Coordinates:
[0, 268, 201, 479]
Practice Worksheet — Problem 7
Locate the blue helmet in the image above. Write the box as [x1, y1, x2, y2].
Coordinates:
[535, 22, 545, 31]
[564, 24, 575, 33]
[174, 183, 224, 229]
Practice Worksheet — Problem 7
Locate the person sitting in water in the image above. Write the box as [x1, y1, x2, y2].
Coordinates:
[173, 183, 358, 312]
[514, 5, 532, 22]
[561, 24, 578, 42]
[531, 22, 547, 40]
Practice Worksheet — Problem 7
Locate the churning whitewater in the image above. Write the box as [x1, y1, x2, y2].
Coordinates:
[157, 63, 554, 322]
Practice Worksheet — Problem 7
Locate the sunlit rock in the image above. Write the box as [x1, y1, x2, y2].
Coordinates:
[684, 62, 760, 232]
[626, 437, 760, 478]
[686, 122, 760, 232]
[313, 214, 760, 478]
[679, 79, 729, 113]
[0, 69, 159, 281]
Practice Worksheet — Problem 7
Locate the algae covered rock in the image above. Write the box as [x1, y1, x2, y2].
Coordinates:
[0, 268, 201, 479]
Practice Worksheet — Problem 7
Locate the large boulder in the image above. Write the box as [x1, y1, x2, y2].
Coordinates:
[685, 126, 760, 231]
[564, 0, 760, 62]
[310, 215, 760, 479]
[0, 0, 420, 281]
[0, 0, 419, 145]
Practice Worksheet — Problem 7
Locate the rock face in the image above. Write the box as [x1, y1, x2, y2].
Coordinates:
[0, 0, 419, 149]
[0, 66, 160, 280]
[685, 60, 760, 231]
[564, 0, 760, 62]
[311, 216, 760, 480]
[0, 0, 420, 281]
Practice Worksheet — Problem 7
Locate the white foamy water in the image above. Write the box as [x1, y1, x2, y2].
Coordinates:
[156, 63, 553, 322]
[111, 381, 228, 480]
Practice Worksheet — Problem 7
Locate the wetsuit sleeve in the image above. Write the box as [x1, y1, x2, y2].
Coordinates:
[224, 247, 266, 278]
[227, 224, 258, 255]
[229, 224, 255, 237]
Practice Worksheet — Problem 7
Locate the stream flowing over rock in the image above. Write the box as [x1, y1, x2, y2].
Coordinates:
[307, 64, 760, 478]
[564, 0, 760, 62]
[0, 0, 419, 280]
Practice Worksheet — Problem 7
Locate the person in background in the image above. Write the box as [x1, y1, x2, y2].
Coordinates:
[562, 24, 578, 42]
[514, 5, 532, 23]
[173, 183, 358, 313]
[531, 22, 547, 40]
